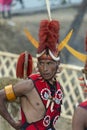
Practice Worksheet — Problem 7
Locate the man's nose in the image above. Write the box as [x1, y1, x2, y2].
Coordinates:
[43, 64, 48, 71]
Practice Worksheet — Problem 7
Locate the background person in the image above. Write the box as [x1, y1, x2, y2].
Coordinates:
[72, 34, 87, 130]
[0, 0, 13, 19]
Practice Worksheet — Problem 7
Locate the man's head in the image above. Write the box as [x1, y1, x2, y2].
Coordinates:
[37, 59, 60, 81]
[36, 19, 60, 81]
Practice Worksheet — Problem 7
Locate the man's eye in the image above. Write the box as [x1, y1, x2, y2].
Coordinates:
[48, 62, 53, 65]
[47, 62, 51, 65]
[39, 62, 44, 65]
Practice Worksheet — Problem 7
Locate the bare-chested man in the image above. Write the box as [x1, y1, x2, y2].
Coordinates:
[72, 101, 87, 130]
[72, 34, 87, 130]
[0, 20, 63, 130]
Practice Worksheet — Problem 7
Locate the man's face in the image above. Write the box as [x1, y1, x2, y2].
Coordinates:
[37, 59, 59, 80]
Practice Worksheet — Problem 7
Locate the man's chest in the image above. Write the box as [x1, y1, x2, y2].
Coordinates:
[27, 88, 46, 111]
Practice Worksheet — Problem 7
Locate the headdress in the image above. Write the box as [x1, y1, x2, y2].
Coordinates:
[24, 0, 73, 62]
[16, 0, 73, 79]
[36, 19, 60, 61]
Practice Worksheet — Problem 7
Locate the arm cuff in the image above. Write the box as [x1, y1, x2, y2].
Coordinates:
[4, 85, 16, 101]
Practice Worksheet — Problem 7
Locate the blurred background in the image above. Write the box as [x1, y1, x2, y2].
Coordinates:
[0, 0, 87, 67]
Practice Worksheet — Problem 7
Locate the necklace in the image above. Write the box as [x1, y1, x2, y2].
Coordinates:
[40, 79, 63, 112]
[47, 81, 56, 96]
[46, 81, 57, 112]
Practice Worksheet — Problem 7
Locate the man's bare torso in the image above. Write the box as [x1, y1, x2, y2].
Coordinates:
[21, 81, 46, 123]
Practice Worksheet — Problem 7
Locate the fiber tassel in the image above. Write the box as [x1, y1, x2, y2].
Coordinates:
[46, 99, 51, 109]
[16, 51, 32, 79]
[51, 101, 54, 112]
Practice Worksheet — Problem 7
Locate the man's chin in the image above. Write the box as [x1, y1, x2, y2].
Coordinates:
[42, 76, 52, 81]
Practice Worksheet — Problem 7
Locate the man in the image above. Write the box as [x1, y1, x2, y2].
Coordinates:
[72, 35, 87, 130]
[72, 100, 87, 130]
[0, 19, 63, 130]
[72, 77, 87, 130]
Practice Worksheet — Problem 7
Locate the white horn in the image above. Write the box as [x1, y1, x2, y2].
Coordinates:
[36, 50, 46, 58]
[49, 50, 60, 61]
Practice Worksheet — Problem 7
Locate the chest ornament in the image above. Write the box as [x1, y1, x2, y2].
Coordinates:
[41, 88, 63, 112]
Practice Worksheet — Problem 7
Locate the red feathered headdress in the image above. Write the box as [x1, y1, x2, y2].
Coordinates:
[36, 20, 60, 61]
[16, 52, 32, 79]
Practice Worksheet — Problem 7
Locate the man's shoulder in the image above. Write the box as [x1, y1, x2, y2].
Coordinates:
[29, 73, 41, 80]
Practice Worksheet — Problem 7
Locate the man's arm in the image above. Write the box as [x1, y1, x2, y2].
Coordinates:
[72, 106, 86, 130]
[0, 89, 21, 129]
[0, 79, 34, 130]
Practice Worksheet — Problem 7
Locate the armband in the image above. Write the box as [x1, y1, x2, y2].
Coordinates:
[4, 85, 16, 101]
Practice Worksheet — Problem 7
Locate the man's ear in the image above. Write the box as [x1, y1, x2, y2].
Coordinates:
[57, 60, 60, 66]
[56, 60, 60, 72]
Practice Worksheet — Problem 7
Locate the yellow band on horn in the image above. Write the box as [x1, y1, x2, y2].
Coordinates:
[4, 85, 16, 101]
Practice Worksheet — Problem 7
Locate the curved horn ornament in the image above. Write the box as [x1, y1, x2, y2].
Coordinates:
[58, 29, 87, 63]
[65, 44, 86, 63]
[24, 28, 39, 48]
[58, 29, 73, 51]
[24, 29, 73, 51]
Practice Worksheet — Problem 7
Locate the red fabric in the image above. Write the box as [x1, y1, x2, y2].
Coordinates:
[0, 0, 12, 5]
[79, 100, 87, 109]
[16, 52, 32, 78]
[21, 109, 26, 124]
[37, 20, 60, 53]
[26, 125, 38, 130]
